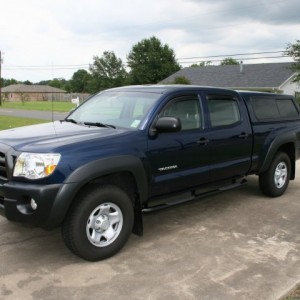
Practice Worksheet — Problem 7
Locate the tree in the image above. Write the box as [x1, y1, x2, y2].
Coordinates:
[38, 80, 51, 85]
[127, 36, 181, 84]
[48, 78, 62, 89]
[1, 78, 18, 87]
[70, 69, 92, 93]
[89, 51, 128, 93]
[190, 61, 212, 67]
[220, 58, 239, 65]
[48, 78, 71, 92]
[172, 76, 191, 84]
[18, 92, 29, 104]
[286, 40, 300, 83]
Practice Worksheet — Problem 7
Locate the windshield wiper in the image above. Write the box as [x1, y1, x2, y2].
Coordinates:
[84, 122, 116, 129]
[64, 118, 79, 124]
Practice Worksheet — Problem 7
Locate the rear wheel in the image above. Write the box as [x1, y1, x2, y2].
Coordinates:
[62, 185, 134, 261]
[259, 152, 291, 197]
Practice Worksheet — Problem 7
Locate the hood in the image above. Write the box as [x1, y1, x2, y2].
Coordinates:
[0, 121, 128, 152]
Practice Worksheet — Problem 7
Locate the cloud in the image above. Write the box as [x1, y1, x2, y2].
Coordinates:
[188, 0, 300, 24]
[1, 0, 299, 82]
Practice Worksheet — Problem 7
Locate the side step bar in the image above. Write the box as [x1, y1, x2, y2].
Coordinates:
[142, 179, 247, 213]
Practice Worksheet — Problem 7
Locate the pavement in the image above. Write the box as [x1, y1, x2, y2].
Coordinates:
[1, 166, 300, 300]
[0, 108, 68, 121]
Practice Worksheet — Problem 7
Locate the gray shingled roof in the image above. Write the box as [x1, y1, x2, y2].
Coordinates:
[162, 62, 296, 88]
[2, 84, 66, 93]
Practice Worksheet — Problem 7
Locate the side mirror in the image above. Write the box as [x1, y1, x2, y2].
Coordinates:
[149, 117, 181, 136]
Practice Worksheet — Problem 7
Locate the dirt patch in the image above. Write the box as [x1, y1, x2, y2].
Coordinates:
[284, 285, 300, 300]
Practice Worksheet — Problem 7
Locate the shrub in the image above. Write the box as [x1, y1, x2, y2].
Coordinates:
[172, 76, 191, 84]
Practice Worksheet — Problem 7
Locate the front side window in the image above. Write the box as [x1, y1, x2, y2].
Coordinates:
[207, 95, 241, 127]
[68, 91, 159, 129]
[160, 96, 201, 130]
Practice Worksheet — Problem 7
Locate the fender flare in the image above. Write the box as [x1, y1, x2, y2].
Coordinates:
[65, 155, 148, 201]
[45, 155, 148, 228]
[259, 131, 297, 174]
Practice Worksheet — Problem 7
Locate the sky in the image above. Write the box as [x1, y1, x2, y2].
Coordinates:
[1, 0, 300, 83]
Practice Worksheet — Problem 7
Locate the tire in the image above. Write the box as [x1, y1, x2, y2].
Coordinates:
[259, 152, 291, 197]
[61, 185, 134, 261]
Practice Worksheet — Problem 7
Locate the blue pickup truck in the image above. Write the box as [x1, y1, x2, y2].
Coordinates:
[1, 85, 300, 261]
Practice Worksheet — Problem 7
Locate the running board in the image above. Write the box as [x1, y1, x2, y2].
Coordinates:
[219, 178, 247, 191]
[142, 179, 247, 213]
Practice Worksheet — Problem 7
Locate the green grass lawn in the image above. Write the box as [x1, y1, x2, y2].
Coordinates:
[0, 116, 47, 130]
[1, 101, 76, 112]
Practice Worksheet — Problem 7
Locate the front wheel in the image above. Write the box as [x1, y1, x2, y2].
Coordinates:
[62, 185, 134, 261]
[259, 152, 291, 197]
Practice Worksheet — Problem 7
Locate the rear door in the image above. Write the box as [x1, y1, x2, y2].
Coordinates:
[202, 91, 253, 181]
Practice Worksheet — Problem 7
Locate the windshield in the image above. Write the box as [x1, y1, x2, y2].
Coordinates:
[67, 91, 160, 129]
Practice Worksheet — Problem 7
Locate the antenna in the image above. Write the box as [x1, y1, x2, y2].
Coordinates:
[51, 62, 58, 137]
[51, 86, 54, 122]
[51, 61, 54, 122]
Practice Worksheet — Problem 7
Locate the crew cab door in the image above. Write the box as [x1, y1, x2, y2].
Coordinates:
[203, 91, 252, 180]
[147, 94, 211, 197]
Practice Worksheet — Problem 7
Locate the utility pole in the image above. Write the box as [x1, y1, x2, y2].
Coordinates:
[0, 50, 2, 106]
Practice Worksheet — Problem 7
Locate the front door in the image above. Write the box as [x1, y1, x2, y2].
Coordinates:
[147, 94, 211, 197]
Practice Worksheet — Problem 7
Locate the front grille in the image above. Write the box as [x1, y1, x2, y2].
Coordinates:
[0, 152, 7, 180]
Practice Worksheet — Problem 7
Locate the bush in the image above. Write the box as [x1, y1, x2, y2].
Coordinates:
[172, 76, 191, 84]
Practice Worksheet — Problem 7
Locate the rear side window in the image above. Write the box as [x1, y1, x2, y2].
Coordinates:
[276, 99, 299, 118]
[251, 97, 299, 121]
[207, 95, 240, 127]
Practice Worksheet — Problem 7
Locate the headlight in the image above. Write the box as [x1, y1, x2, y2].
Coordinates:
[13, 153, 61, 179]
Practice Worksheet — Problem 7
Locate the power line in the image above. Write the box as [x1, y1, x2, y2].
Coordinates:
[178, 55, 291, 64]
[178, 50, 287, 60]
[5, 63, 90, 68]
[4, 66, 90, 71]
[3, 64, 90, 71]
[1, 50, 293, 72]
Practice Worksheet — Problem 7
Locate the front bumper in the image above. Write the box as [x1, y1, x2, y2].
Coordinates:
[0, 180, 63, 227]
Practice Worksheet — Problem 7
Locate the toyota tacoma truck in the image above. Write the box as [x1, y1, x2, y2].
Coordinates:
[1, 85, 300, 261]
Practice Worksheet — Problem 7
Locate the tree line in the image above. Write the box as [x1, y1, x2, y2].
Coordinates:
[1, 37, 300, 94]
